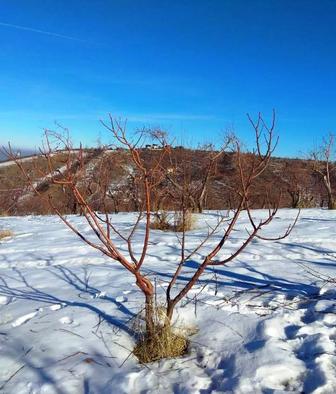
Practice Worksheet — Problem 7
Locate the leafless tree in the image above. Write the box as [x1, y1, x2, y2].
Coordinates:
[6, 112, 299, 360]
[279, 160, 316, 208]
[162, 144, 224, 213]
[311, 133, 336, 209]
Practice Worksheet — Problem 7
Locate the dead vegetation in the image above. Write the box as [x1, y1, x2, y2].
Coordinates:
[133, 304, 189, 363]
[134, 326, 188, 363]
[150, 210, 196, 232]
[0, 230, 13, 240]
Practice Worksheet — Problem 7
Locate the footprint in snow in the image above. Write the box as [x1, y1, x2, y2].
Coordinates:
[255, 362, 305, 392]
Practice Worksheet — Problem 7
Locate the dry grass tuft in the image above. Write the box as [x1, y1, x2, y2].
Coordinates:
[173, 210, 197, 232]
[0, 230, 13, 240]
[150, 211, 172, 231]
[132, 304, 189, 363]
[134, 325, 188, 363]
[150, 210, 197, 232]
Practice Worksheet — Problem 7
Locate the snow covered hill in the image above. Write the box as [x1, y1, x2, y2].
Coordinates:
[0, 209, 336, 393]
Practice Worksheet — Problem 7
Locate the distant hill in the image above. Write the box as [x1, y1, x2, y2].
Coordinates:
[0, 147, 327, 215]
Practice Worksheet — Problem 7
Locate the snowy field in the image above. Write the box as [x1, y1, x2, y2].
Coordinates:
[0, 209, 336, 393]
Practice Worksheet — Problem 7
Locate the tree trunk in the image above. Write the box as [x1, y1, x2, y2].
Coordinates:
[197, 189, 206, 213]
[165, 300, 175, 328]
[326, 187, 335, 209]
[113, 197, 119, 214]
[327, 194, 336, 209]
[323, 177, 336, 209]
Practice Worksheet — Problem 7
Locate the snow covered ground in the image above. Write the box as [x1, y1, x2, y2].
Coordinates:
[0, 209, 336, 393]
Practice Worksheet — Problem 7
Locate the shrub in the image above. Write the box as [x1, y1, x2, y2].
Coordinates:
[150, 210, 196, 232]
[173, 210, 196, 232]
[0, 230, 13, 240]
[150, 211, 172, 231]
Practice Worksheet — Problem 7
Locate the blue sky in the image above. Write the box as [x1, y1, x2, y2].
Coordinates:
[0, 0, 335, 157]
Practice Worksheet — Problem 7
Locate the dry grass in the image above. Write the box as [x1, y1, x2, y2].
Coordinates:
[150, 210, 197, 232]
[150, 211, 172, 231]
[173, 210, 197, 232]
[133, 325, 188, 363]
[132, 303, 189, 363]
[0, 230, 13, 240]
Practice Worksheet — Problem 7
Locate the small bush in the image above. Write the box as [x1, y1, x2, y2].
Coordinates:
[0, 230, 13, 240]
[150, 210, 196, 232]
[297, 198, 316, 209]
[150, 211, 172, 231]
[296, 191, 317, 209]
[173, 210, 197, 232]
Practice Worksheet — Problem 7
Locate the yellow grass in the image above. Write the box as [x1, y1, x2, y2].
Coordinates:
[0, 230, 13, 239]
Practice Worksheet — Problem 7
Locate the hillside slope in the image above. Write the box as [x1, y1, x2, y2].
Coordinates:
[0, 148, 329, 215]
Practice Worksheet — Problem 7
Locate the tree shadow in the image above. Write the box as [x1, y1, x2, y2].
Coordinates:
[0, 337, 68, 394]
[0, 332, 126, 394]
[0, 256, 143, 392]
[0, 261, 136, 337]
[279, 241, 336, 258]
[299, 216, 336, 223]
[153, 259, 319, 298]
[47, 265, 135, 318]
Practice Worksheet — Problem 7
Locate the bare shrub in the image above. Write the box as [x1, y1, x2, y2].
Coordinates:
[173, 210, 196, 232]
[150, 210, 196, 232]
[150, 211, 172, 231]
[0, 230, 13, 239]
[6, 111, 299, 362]
[295, 191, 316, 208]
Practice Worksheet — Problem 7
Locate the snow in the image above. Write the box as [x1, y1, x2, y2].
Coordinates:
[0, 209, 336, 393]
[0, 157, 36, 168]
[11, 311, 38, 328]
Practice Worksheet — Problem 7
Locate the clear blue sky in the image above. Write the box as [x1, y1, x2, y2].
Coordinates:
[0, 0, 335, 157]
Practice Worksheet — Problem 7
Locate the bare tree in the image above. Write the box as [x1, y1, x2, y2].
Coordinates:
[161, 144, 224, 213]
[6, 112, 299, 361]
[194, 144, 224, 212]
[278, 159, 316, 208]
[165, 111, 299, 320]
[311, 133, 336, 209]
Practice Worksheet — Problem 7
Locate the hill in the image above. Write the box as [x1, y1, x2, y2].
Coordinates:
[0, 147, 329, 215]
